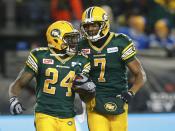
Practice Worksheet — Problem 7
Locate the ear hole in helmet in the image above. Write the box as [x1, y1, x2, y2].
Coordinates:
[54, 39, 58, 43]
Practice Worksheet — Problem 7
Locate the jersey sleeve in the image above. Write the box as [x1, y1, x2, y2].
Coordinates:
[82, 61, 91, 75]
[24, 49, 39, 75]
[119, 34, 136, 63]
[79, 52, 91, 75]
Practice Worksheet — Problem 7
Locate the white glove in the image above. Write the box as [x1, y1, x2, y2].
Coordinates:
[10, 96, 24, 115]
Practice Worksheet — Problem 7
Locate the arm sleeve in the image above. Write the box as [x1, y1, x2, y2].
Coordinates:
[82, 62, 91, 75]
[81, 53, 91, 75]
[120, 35, 136, 63]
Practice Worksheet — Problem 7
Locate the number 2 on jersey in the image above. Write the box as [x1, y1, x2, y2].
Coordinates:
[43, 68, 75, 96]
[94, 58, 106, 82]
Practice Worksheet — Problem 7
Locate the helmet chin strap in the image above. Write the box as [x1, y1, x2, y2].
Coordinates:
[88, 30, 107, 42]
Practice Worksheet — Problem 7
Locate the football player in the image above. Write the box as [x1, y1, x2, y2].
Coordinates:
[9, 21, 95, 131]
[79, 6, 146, 131]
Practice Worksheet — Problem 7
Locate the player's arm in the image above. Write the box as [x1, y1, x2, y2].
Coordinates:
[9, 68, 34, 97]
[9, 69, 34, 115]
[120, 34, 146, 103]
[127, 58, 146, 94]
[120, 58, 146, 103]
[9, 49, 38, 115]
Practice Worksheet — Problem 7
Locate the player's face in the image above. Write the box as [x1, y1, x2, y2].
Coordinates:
[63, 33, 80, 54]
[83, 22, 100, 37]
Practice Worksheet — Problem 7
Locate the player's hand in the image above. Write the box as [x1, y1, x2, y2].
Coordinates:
[9, 96, 24, 115]
[73, 73, 96, 102]
[73, 73, 96, 94]
[120, 91, 135, 103]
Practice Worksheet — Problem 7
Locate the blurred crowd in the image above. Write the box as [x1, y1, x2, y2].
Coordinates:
[0, 0, 175, 50]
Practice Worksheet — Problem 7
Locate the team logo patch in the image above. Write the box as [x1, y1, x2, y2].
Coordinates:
[81, 49, 91, 54]
[43, 59, 54, 64]
[104, 102, 117, 112]
[67, 121, 73, 126]
[107, 47, 118, 53]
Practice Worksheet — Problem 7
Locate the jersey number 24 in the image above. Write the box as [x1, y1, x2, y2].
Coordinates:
[43, 68, 75, 97]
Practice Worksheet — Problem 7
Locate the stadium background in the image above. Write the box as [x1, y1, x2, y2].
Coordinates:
[0, 0, 175, 130]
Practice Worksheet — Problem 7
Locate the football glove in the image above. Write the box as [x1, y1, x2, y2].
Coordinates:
[73, 73, 96, 102]
[9, 96, 24, 115]
[120, 91, 135, 103]
[73, 73, 96, 94]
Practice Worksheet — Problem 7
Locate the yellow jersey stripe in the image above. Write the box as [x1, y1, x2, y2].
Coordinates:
[30, 53, 38, 63]
[89, 32, 114, 52]
[122, 43, 134, 54]
[122, 52, 136, 61]
[84, 62, 90, 69]
[26, 62, 38, 73]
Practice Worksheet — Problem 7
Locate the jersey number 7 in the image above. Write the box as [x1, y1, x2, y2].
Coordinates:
[94, 58, 106, 82]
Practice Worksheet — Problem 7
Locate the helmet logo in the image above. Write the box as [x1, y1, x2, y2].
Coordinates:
[102, 13, 108, 21]
[51, 29, 60, 37]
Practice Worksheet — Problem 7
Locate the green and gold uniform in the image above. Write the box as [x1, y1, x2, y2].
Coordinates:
[79, 32, 136, 131]
[25, 47, 90, 131]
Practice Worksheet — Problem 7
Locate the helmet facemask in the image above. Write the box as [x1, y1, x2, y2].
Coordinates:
[63, 32, 80, 56]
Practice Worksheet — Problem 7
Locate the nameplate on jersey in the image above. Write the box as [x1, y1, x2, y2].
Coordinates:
[43, 59, 54, 64]
[81, 49, 91, 55]
[107, 47, 118, 53]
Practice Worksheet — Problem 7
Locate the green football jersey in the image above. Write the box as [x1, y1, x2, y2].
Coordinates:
[79, 32, 136, 114]
[24, 47, 90, 118]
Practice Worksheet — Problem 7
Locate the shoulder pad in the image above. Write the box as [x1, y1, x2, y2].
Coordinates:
[115, 33, 133, 43]
[115, 33, 129, 38]
[114, 33, 119, 37]
[30, 47, 49, 56]
[31, 47, 49, 53]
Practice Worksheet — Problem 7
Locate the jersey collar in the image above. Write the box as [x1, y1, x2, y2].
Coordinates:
[50, 49, 74, 64]
[88, 32, 114, 52]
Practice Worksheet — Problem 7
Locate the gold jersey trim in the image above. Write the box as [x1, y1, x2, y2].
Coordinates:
[88, 32, 114, 52]
[50, 49, 74, 64]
